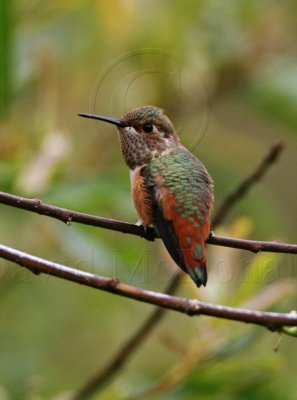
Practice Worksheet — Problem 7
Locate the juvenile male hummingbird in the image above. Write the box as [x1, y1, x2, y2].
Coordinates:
[79, 106, 214, 287]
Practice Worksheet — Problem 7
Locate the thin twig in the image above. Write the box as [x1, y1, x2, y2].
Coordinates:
[0, 193, 296, 254]
[208, 234, 297, 254]
[0, 243, 296, 331]
[211, 141, 284, 227]
[0, 191, 156, 240]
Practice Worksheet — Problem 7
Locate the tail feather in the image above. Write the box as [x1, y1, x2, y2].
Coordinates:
[180, 239, 208, 287]
[187, 262, 207, 287]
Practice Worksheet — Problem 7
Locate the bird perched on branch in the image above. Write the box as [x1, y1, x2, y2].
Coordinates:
[79, 106, 214, 287]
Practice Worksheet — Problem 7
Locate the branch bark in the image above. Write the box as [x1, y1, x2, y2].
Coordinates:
[1, 243, 296, 331]
[0, 191, 156, 240]
[1, 192, 296, 254]
[208, 234, 297, 254]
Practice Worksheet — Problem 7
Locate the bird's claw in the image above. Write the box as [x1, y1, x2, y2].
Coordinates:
[141, 223, 159, 241]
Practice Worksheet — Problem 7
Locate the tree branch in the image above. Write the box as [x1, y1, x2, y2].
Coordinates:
[1, 192, 296, 254]
[208, 234, 297, 254]
[0, 191, 156, 240]
[1, 243, 296, 331]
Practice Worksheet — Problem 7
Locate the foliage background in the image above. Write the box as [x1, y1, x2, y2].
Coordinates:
[0, 1, 297, 399]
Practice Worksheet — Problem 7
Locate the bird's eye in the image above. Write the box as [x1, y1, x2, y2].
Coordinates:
[143, 123, 153, 133]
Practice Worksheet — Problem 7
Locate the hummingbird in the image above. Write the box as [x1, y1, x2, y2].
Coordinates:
[79, 106, 214, 287]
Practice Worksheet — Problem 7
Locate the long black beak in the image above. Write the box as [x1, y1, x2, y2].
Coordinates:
[78, 113, 127, 127]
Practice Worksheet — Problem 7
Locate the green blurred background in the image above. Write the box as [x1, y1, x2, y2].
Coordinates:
[0, 1, 297, 399]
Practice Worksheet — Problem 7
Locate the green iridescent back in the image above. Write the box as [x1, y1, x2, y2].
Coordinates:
[144, 146, 214, 226]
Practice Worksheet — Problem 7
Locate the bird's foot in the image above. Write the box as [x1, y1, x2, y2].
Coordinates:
[139, 223, 159, 241]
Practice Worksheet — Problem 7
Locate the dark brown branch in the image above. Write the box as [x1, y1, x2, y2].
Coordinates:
[1, 243, 296, 331]
[0, 191, 156, 240]
[211, 141, 284, 227]
[0, 191, 296, 254]
[208, 234, 297, 254]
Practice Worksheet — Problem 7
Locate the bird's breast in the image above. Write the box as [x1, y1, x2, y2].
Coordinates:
[130, 167, 153, 226]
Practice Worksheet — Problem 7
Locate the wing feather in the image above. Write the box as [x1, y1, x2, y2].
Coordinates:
[142, 148, 214, 287]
